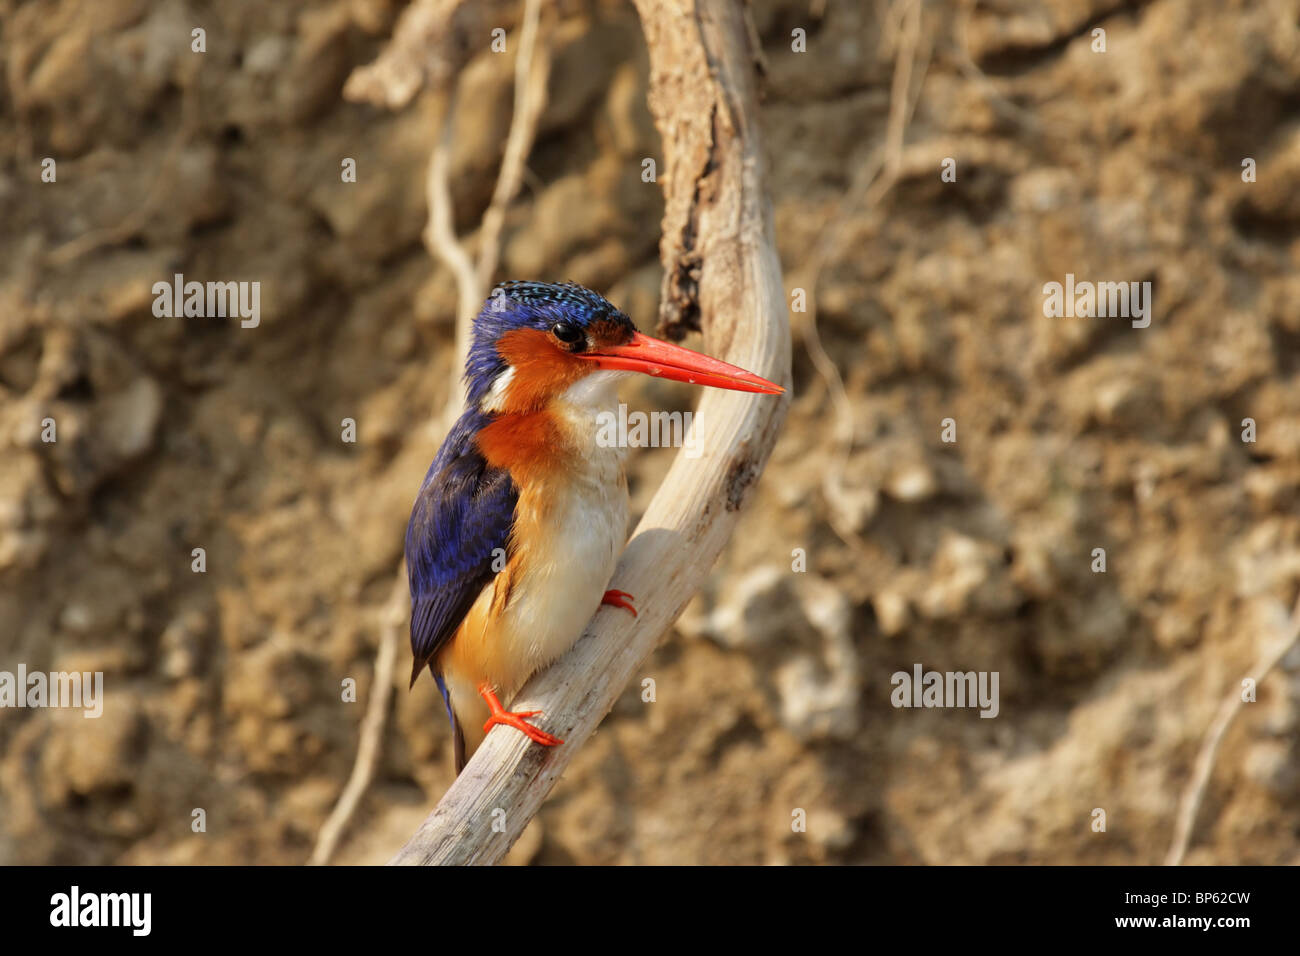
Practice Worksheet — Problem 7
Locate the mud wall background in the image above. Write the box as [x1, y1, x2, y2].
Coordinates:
[1, 0, 1298, 864]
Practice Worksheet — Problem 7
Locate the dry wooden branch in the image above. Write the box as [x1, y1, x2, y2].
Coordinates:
[424, 0, 551, 417]
[389, 0, 791, 866]
[308, 573, 406, 865]
[424, 104, 482, 350]
[461, 0, 550, 392]
[1165, 595, 1300, 866]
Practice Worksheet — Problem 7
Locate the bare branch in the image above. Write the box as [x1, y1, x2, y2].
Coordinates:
[475, 0, 548, 293]
[466, 0, 551, 387]
[427, 0, 551, 413]
[389, 0, 791, 866]
[308, 573, 406, 866]
[424, 103, 481, 342]
[1164, 595, 1300, 866]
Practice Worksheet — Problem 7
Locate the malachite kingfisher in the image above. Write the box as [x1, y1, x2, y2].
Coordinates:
[406, 281, 783, 771]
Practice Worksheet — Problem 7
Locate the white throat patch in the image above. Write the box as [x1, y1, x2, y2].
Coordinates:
[481, 366, 516, 412]
[560, 369, 629, 409]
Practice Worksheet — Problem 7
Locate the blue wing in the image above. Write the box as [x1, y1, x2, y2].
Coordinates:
[404, 408, 518, 692]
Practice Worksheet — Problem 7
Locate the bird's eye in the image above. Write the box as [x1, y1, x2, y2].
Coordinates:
[551, 321, 583, 344]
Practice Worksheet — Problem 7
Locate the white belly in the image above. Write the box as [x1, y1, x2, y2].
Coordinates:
[498, 464, 628, 684]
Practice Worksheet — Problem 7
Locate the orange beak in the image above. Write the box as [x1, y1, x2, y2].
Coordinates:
[577, 332, 784, 395]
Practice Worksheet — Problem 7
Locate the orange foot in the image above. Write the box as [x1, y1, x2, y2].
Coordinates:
[478, 683, 563, 748]
[602, 589, 638, 617]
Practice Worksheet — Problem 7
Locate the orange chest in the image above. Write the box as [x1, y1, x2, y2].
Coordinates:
[474, 408, 576, 487]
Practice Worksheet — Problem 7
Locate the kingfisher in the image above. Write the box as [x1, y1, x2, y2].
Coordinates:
[406, 280, 782, 771]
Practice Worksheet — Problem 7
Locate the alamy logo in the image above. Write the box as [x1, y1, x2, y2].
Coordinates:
[595, 404, 702, 458]
[50, 886, 151, 936]
[1042, 273, 1152, 328]
[891, 664, 999, 718]
[0, 666, 103, 718]
[152, 273, 260, 327]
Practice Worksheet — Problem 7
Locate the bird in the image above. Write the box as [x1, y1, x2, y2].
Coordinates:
[406, 280, 783, 772]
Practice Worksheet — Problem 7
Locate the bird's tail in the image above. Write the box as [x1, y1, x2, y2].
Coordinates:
[452, 720, 467, 773]
[431, 672, 468, 773]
